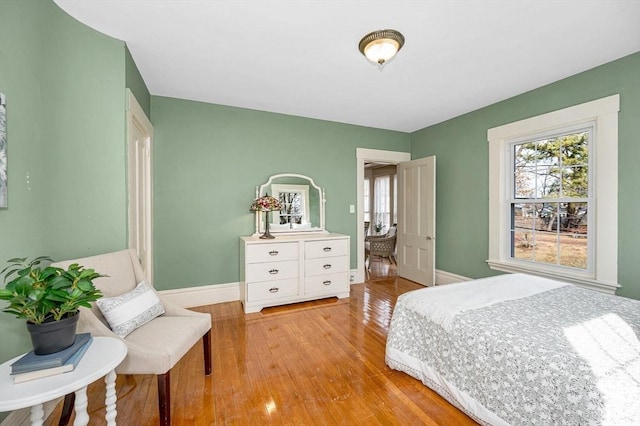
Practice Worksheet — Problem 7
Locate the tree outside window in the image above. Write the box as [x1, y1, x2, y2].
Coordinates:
[510, 128, 591, 270]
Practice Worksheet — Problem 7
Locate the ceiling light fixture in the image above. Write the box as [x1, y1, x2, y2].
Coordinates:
[358, 29, 405, 68]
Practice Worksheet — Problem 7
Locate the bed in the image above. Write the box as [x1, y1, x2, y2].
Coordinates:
[385, 274, 640, 426]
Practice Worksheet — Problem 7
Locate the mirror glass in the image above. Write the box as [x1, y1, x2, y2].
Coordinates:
[255, 174, 326, 234]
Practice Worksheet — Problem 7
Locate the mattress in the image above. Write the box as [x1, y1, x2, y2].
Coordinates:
[385, 274, 640, 425]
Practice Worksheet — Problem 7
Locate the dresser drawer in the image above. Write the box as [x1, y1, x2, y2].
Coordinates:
[246, 278, 299, 302]
[305, 256, 349, 277]
[246, 242, 298, 263]
[305, 272, 348, 294]
[305, 239, 349, 259]
[246, 260, 298, 283]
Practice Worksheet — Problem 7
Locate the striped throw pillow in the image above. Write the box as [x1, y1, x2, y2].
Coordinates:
[96, 281, 165, 338]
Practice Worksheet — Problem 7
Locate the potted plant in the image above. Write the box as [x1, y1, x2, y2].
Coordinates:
[0, 256, 104, 355]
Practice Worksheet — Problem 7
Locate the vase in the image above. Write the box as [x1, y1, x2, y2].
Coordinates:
[26, 313, 80, 355]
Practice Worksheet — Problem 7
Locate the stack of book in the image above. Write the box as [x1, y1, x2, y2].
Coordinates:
[10, 333, 93, 383]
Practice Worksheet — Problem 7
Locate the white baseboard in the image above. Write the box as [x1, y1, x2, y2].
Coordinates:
[158, 282, 241, 308]
[435, 269, 471, 285]
[156, 270, 470, 309]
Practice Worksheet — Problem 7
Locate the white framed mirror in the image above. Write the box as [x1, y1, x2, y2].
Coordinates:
[254, 173, 326, 235]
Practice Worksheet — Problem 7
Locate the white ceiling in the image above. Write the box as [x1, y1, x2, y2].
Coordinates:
[54, 1, 640, 133]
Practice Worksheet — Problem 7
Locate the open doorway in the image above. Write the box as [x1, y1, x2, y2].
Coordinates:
[364, 163, 398, 280]
[355, 148, 410, 283]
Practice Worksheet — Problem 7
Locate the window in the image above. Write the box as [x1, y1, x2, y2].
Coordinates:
[510, 125, 592, 271]
[271, 184, 309, 226]
[374, 175, 391, 230]
[487, 95, 619, 294]
[364, 178, 370, 222]
[278, 192, 304, 225]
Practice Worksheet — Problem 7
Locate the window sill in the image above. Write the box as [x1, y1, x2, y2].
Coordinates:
[486, 260, 620, 294]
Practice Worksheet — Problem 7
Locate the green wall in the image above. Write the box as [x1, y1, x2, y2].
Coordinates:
[151, 96, 410, 289]
[125, 46, 151, 117]
[0, 0, 129, 379]
[411, 52, 640, 299]
[0, 4, 637, 422]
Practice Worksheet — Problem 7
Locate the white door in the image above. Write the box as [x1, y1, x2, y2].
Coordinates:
[397, 156, 436, 286]
[126, 90, 154, 283]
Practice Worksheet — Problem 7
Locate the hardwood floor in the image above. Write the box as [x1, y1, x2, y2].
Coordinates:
[45, 272, 477, 425]
[365, 255, 398, 281]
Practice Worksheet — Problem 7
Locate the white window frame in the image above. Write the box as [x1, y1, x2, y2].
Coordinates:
[271, 184, 309, 225]
[487, 95, 619, 294]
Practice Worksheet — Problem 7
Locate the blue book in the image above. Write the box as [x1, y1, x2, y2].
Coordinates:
[11, 332, 92, 374]
[12, 337, 93, 383]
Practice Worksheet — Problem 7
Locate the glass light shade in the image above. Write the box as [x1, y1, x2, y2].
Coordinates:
[358, 29, 405, 66]
[250, 194, 282, 212]
[363, 38, 400, 64]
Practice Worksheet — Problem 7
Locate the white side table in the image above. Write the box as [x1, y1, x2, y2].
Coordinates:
[0, 336, 127, 426]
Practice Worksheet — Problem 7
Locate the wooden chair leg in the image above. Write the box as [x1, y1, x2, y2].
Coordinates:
[58, 393, 75, 426]
[203, 329, 212, 375]
[157, 372, 171, 426]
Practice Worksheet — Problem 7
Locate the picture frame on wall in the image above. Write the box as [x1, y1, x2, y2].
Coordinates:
[0, 93, 6, 208]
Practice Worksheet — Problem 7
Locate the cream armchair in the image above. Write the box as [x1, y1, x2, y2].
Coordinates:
[53, 249, 211, 426]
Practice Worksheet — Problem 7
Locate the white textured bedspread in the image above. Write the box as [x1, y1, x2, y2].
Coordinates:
[386, 274, 640, 426]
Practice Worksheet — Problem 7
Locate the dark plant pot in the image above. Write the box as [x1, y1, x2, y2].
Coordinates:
[26, 313, 80, 355]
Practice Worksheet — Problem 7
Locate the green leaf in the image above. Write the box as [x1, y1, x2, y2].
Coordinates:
[13, 277, 36, 293]
[49, 275, 71, 289]
[27, 287, 45, 301]
[40, 267, 60, 280]
[45, 292, 69, 303]
[76, 279, 94, 292]
[70, 287, 83, 298]
[79, 269, 94, 279]
[16, 268, 31, 277]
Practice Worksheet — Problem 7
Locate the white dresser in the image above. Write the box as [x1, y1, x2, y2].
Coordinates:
[240, 233, 350, 313]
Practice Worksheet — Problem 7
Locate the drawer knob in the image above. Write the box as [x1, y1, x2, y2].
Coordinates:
[323, 280, 332, 286]
[323, 264, 332, 269]
[323, 247, 332, 252]
[268, 287, 279, 293]
[269, 250, 279, 256]
[269, 269, 279, 275]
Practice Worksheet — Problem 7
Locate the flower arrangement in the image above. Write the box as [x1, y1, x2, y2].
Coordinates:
[250, 194, 282, 212]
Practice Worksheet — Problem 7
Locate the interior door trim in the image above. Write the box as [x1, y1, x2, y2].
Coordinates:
[355, 148, 411, 284]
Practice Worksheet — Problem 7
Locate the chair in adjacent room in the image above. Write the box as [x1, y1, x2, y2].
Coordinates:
[53, 249, 212, 426]
[365, 224, 397, 268]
